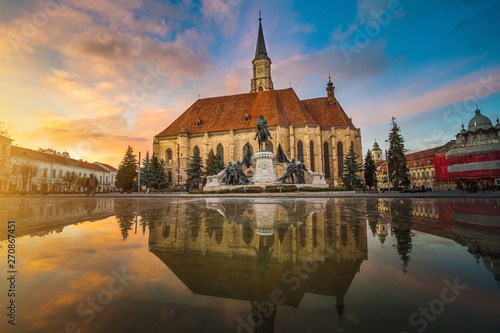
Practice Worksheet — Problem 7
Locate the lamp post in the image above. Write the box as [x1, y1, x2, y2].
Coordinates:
[385, 149, 390, 192]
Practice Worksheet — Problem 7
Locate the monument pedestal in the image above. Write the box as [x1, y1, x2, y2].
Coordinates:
[251, 151, 277, 184]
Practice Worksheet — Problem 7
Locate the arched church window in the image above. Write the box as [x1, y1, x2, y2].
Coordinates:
[217, 144, 224, 162]
[168, 171, 172, 183]
[337, 142, 343, 178]
[265, 141, 273, 153]
[258, 86, 263, 92]
[297, 141, 304, 161]
[196, 118, 201, 126]
[194, 146, 200, 157]
[309, 140, 315, 171]
[299, 223, 306, 248]
[166, 149, 173, 163]
[243, 142, 253, 158]
[323, 142, 330, 179]
[244, 114, 250, 122]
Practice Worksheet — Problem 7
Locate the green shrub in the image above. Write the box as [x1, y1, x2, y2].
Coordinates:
[265, 185, 298, 193]
[231, 186, 262, 193]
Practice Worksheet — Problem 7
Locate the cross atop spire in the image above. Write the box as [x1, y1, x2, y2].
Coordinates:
[254, 12, 269, 60]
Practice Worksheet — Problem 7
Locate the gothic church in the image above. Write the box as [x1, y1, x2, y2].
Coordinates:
[154, 16, 362, 187]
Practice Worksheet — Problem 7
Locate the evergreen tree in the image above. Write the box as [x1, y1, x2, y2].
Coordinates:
[214, 150, 225, 174]
[386, 117, 410, 190]
[140, 151, 155, 189]
[203, 149, 225, 184]
[364, 149, 377, 189]
[115, 146, 138, 191]
[341, 145, 362, 190]
[185, 148, 204, 190]
[151, 154, 168, 190]
[204, 149, 216, 180]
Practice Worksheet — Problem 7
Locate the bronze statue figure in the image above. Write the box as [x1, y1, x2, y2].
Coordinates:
[254, 115, 272, 151]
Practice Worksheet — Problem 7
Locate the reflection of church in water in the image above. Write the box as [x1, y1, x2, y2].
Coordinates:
[148, 198, 368, 332]
[375, 198, 500, 284]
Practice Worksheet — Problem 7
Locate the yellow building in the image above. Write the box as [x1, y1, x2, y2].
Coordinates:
[0, 134, 12, 192]
[154, 16, 362, 187]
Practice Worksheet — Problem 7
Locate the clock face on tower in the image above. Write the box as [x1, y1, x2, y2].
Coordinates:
[258, 68, 263, 74]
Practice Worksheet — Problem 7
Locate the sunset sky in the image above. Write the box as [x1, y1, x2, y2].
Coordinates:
[1, 0, 499, 166]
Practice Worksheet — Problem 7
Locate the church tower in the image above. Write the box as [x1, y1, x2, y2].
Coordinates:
[371, 140, 383, 162]
[251, 12, 274, 93]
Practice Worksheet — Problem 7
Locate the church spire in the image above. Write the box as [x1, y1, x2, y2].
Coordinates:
[251, 12, 273, 92]
[254, 11, 270, 61]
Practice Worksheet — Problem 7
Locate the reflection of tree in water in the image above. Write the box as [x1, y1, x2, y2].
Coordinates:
[204, 209, 225, 244]
[139, 207, 171, 235]
[365, 199, 380, 237]
[185, 205, 202, 241]
[326, 203, 334, 246]
[390, 199, 414, 273]
[341, 200, 362, 246]
[115, 203, 137, 241]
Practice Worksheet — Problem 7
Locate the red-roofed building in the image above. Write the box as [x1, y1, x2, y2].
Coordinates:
[7, 145, 118, 193]
[375, 144, 443, 190]
[154, 17, 362, 187]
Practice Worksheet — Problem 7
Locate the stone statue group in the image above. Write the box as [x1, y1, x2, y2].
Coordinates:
[224, 161, 253, 186]
[219, 114, 311, 185]
[276, 158, 309, 184]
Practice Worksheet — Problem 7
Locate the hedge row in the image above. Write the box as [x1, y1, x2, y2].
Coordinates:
[265, 185, 299, 193]
[299, 187, 348, 192]
[230, 186, 263, 193]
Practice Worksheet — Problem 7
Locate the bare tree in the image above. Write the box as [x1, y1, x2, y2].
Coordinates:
[15, 160, 41, 191]
[64, 171, 78, 191]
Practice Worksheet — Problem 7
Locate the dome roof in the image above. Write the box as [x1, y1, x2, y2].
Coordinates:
[468, 107, 493, 131]
[372, 140, 382, 152]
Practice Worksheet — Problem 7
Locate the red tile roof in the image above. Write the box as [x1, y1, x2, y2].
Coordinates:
[301, 97, 354, 127]
[96, 162, 118, 171]
[11, 146, 108, 172]
[157, 88, 356, 137]
[405, 146, 443, 161]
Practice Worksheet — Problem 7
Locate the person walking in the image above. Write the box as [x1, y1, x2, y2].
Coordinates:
[85, 174, 98, 196]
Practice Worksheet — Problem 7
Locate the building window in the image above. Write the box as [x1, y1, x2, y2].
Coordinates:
[265, 141, 273, 153]
[166, 149, 173, 163]
[309, 141, 315, 171]
[217, 144, 224, 162]
[193, 146, 200, 157]
[52, 169, 56, 178]
[59, 170, 63, 178]
[11, 165, 17, 175]
[106, 176, 108, 183]
[323, 142, 330, 179]
[243, 142, 253, 158]
[337, 141, 344, 178]
[297, 141, 304, 161]
[43, 169, 48, 177]
[168, 171, 172, 183]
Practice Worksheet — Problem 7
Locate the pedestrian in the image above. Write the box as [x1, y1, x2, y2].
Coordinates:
[85, 174, 98, 196]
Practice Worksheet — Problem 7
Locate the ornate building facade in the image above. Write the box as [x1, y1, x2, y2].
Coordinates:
[153, 16, 362, 187]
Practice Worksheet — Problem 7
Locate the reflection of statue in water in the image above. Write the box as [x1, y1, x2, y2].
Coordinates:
[254, 115, 272, 150]
[276, 159, 297, 183]
[255, 235, 274, 275]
